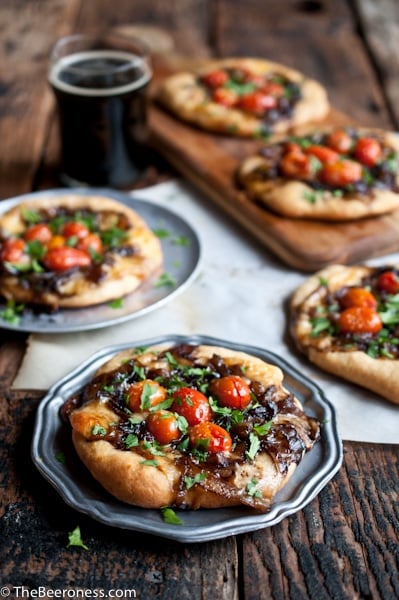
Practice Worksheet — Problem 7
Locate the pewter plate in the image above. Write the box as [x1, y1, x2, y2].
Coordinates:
[0, 188, 201, 333]
[31, 334, 343, 543]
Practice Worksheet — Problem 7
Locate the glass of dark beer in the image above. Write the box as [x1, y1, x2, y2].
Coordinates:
[48, 32, 152, 188]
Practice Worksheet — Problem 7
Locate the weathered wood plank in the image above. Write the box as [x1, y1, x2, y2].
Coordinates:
[1, 388, 397, 600]
[0, 390, 238, 599]
[353, 0, 399, 128]
[241, 443, 399, 600]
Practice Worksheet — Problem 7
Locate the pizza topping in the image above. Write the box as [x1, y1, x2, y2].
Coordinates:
[64, 345, 320, 497]
[210, 375, 252, 409]
[338, 306, 383, 334]
[0, 206, 136, 297]
[147, 410, 181, 445]
[199, 66, 301, 128]
[376, 271, 399, 295]
[42, 247, 92, 271]
[255, 128, 399, 197]
[305, 267, 399, 357]
[189, 422, 233, 453]
[171, 387, 212, 426]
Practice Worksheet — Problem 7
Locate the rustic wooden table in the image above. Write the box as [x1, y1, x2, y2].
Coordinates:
[0, 1, 398, 599]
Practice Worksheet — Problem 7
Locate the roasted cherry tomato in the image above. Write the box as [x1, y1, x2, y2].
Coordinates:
[319, 159, 362, 186]
[0, 238, 26, 263]
[24, 223, 52, 244]
[338, 306, 382, 334]
[237, 91, 277, 114]
[212, 87, 237, 107]
[210, 375, 251, 409]
[126, 380, 167, 412]
[61, 221, 90, 240]
[376, 271, 399, 295]
[146, 410, 180, 445]
[325, 129, 353, 153]
[354, 137, 382, 167]
[280, 150, 311, 179]
[339, 287, 378, 310]
[305, 145, 339, 164]
[77, 233, 103, 254]
[42, 246, 91, 271]
[200, 69, 229, 88]
[189, 422, 232, 453]
[171, 387, 212, 426]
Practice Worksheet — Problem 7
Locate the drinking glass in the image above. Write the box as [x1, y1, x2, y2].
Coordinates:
[48, 32, 152, 188]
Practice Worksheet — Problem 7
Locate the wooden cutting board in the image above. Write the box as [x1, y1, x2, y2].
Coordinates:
[148, 60, 399, 272]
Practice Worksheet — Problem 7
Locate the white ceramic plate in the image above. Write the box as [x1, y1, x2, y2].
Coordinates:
[0, 189, 201, 332]
[31, 334, 343, 543]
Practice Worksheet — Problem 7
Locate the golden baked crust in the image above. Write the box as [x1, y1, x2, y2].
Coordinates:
[157, 58, 329, 137]
[237, 128, 399, 220]
[63, 343, 320, 512]
[290, 264, 399, 404]
[0, 194, 162, 309]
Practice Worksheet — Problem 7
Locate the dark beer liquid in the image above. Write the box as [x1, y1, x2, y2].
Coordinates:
[49, 50, 152, 188]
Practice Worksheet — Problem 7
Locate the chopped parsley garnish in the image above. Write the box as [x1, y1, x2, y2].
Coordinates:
[161, 506, 182, 525]
[246, 478, 262, 499]
[246, 432, 261, 461]
[0, 299, 25, 325]
[91, 424, 107, 436]
[154, 272, 177, 288]
[67, 526, 88, 550]
[108, 298, 124, 309]
[184, 472, 207, 489]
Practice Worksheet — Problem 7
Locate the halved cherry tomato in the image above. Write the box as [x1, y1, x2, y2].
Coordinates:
[126, 380, 167, 412]
[339, 287, 377, 310]
[338, 306, 382, 334]
[237, 91, 277, 114]
[42, 246, 91, 271]
[24, 223, 52, 244]
[61, 221, 90, 240]
[171, 387, 212, 426]
[376, 271, 399, 295]
[212, 87, 237, 107]
[210, 375, 251, 409]
[280, 150, 311, 179]
[200, 69, 229, 88]
[319, 159, 362, 186]
[0, 238, 26, 263]
[354, 137, 382, 167]
[146, 410, 180, 445]
[189, 422, 232, 453]
[325, 129, 353, 153]
[305, 145, 340, 164]
[77, 233, 103, 254]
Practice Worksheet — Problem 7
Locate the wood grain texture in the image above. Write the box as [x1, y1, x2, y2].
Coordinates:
[0, 390, 397, 599]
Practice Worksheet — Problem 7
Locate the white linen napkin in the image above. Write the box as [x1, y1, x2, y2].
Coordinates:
[13, 180, 399, 443]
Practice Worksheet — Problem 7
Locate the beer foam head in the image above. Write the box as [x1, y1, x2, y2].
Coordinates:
[49, 49, 152, 97]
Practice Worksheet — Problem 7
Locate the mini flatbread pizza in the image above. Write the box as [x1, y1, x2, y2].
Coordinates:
[61, 343, 320, 512]
[0, 195, 162, 309]
[157, 58, 329, 138]
[237, 127, 399, 220]
[290, 264, 399, 404]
